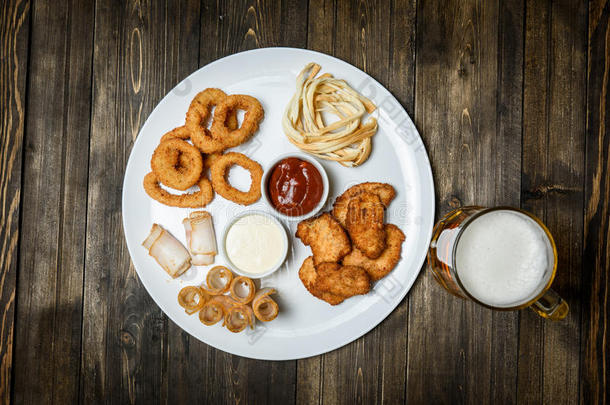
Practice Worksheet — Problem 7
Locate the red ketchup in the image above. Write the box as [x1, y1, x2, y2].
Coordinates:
[268, 157, 324, 217]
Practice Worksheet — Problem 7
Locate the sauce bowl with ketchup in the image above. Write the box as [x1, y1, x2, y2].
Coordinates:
[262, 152, 329, 221]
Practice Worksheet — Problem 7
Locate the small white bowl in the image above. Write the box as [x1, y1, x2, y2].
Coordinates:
[221, 210, 289, 279]
[261, 152, 329, 222]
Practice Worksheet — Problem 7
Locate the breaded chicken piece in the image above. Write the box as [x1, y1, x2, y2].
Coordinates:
[332, 182, 396, 227]
[342, 224, 405, 281]
[296, 213, 351, 265]
[315, 262, 371, 297]
[299, 256, 345, 305]
[345, 192, 385, 259]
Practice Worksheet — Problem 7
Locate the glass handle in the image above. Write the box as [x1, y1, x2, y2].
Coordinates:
[529, 288, 569, 320]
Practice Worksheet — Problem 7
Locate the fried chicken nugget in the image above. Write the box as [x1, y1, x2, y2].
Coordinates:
[299, 256, 345, 305]
[296, 213, 351, 265]
[342, 224, 405, 281]
[332, 182, 396, 227]
[315, 262, 371, 297]
[345, 192, 386, 259]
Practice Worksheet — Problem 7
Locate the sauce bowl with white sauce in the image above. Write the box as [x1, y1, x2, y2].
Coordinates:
[221, 211, 289, 278]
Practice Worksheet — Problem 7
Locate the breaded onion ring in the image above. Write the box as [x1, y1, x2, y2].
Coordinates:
[177, 286, 209, 315]
[185, 88, 239, 154]
[160, 125, 191, 143]
[151, 138, 203, 190]
[199, 300, 223, 325]
[229, 276, 255, 304]
[143, 172, 214, 208]
[199, 295, 233, 325]
[204, 266, 234, 295]
[159, 127, 204, 177]
[211, 94, 264, 148]
[224, 303, 255, 333]
[210, 152, 263, 205]
[203, 153, 222, 170]
[252, 287, 279, 322]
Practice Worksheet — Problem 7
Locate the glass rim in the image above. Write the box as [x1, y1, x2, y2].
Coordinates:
[449, 206, 559, 311]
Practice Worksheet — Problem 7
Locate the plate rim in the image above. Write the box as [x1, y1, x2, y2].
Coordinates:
[121, 47, 435, 360]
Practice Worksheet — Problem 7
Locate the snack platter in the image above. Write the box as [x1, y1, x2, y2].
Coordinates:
[122, 48, 435, 360]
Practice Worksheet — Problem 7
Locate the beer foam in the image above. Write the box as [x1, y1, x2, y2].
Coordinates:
[455, 210, 552, 307]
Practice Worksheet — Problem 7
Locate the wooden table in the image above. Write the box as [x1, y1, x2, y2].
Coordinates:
[1, 0, 608, 403]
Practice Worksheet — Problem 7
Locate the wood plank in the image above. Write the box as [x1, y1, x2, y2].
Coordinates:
[489, 1, 524, 402]
[538, 1, 587, 402]
[199, 0, 308, 66]
[80, 1, 197, 402]
[0, 0, 29, 403]
[519, 1, 587, 403]
[408, 0, 523, 403]
[155, 1, 203, 403]
[388, 0, 417, 115]
[581, 0, 609, 403]
[11, 0, 93, 403]
[162, 1, 307, 404]
[298, 1, 416, 404]
[516, 2, 548, 402]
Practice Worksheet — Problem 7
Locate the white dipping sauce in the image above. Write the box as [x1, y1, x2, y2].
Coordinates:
[225, 214, 285, 275]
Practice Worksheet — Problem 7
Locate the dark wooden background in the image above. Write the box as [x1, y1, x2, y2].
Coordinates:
[1, 0, 608, 403]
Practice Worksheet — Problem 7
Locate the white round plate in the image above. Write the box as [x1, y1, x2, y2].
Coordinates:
[122, 48, 435, 360]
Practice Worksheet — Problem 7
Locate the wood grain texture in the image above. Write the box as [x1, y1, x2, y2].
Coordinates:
[0, 0, 29, 403]
[199, 0, 308, 67]
[81, 1, 186, 403]
[408, 0, 523, 403]
[520, 1, 587, 404]
[517, 3, 548, 402]
[581, 1, 609, 403]
[489, 1, 524, 402]
[12, 0, 93, 403]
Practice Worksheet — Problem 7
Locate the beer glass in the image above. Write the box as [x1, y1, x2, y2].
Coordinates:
[427, 206, 568, 320]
